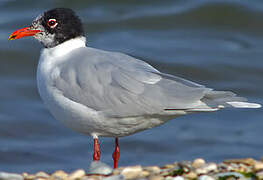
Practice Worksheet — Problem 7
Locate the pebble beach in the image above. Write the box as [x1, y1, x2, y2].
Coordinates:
[1, 158, 263, 180]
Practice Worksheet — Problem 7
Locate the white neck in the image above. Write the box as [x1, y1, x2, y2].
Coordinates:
[42, 36, 86, 58]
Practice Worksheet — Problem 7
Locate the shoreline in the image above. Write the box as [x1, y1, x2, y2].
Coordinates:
[1, 158, 263, 180]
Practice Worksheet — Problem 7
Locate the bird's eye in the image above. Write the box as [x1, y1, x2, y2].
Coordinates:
[47, 19, 57, 28]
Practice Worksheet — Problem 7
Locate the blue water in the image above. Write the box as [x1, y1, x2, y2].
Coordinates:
[0, 0, 262, 173]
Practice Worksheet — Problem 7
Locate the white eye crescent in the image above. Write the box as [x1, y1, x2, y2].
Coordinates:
[47, 19, 58, 28]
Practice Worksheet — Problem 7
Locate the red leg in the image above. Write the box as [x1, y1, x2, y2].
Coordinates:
[112, 138, 120, 168]
[93, 138, 100, 161]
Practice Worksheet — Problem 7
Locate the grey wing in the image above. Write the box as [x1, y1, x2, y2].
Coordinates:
[54, 47, 246, 118]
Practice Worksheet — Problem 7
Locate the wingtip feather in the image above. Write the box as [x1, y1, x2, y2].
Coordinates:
[226, 101, 262, 108]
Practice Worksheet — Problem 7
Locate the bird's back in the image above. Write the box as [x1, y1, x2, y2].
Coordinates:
[50, 46, 246, 119]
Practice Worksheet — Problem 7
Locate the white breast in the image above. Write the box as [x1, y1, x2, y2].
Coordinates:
[36, 37, 103, 136]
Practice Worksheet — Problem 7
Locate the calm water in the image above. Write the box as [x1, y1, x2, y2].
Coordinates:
[0, 0, 262, 173]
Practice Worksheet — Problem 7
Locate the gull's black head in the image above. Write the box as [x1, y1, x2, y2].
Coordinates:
[31, 8, 84, 48]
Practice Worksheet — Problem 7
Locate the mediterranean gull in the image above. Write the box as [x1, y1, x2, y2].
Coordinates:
[9, 8, 261, 168]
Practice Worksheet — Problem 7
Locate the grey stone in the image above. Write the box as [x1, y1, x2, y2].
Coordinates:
[174, 176, 184, 180]
[215, 172, 245, 179]
[256, 171, 263, 179]
[103, 175, 124, 180]
[165, 176, 184, 180]
[198, 175, 215, 180]
[195, 163, 217, 175]
[0, 172, 23, 180]
[88, 161, 113, 175]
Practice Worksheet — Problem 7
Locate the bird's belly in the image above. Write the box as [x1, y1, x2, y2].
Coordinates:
[100, 115, 173, 137]
[37, 82, 100, 135]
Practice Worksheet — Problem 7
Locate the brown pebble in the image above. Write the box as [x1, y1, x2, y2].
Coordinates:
[144, 166, 161, 174]
[68, 169, 86, 180]
[35, 171, 50, 178]
[162, 164, 174, 169]
[195, 163, 217, 175]
[81, 176, 102, 180]
[22, 173, 29, 178]
[254, 161, 263, 171]
[141, 170, 150, 177]
[51, 170, 68, 179]
[121, 166, 143, 180]
[22, 172, 35, 180]
[185, 171, 197, 179]
[238, 163, 250, 172]
[148, 175, 164, 180]
[192, 158, 206, 169]
[34, 178, 48, 180]
[24, 174, 36, 180]
[224, 158, 255, 165]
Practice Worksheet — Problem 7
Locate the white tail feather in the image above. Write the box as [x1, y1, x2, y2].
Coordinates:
[226, 101, 262, 108]
[186, 108, 219, 112]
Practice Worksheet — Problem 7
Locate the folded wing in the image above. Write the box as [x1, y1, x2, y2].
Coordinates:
[54, 47, 261, 118]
